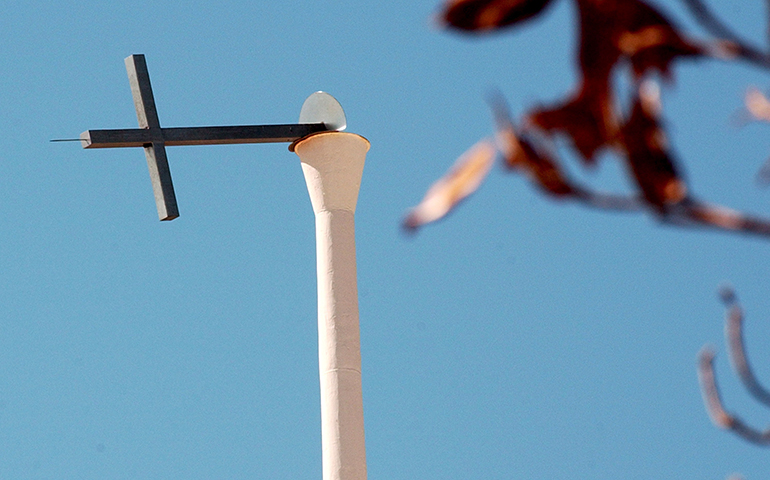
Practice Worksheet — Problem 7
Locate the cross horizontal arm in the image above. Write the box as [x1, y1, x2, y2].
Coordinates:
[80, 123, 328, 149]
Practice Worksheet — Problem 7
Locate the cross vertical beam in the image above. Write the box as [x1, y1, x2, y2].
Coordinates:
[125, 54, 179, 221]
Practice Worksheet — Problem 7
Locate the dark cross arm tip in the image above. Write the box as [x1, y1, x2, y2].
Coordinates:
[80, 129, 152, 148]
[80, 123, 329, 149]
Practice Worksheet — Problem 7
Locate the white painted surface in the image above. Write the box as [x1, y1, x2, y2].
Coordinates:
[295, 131, 370, 480]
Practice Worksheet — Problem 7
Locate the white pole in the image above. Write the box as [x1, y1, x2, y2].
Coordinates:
[294, 131, 370, 480]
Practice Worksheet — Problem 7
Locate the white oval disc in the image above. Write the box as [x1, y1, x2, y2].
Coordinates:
[299, 91, 347, 131]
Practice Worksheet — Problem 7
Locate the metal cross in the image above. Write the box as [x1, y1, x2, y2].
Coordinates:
[80, 54, 334, 220]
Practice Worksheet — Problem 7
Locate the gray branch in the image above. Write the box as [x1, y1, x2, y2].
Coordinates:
[673, 200, 770, 239]
[681, 0, 770, 68]
[721, 287, 770, 407]
[697, 288, 770, 446]
[698, 347, 770, 445]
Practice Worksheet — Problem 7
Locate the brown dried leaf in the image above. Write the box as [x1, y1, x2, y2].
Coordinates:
[527, 80, 619, 164]
[619, 28, 702, 79]
[576, 0, 621, 83]
[613, 0, 703, 78]
[510, 136, 576, 196]
[489, 93, 575, 196]
[403, 139, 497, 230]
[619, 81, 687, 210]
[440, 0, 554, 32]
[577, 0, 702, 83]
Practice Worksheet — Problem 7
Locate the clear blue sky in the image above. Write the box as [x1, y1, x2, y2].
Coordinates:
[1, 0, 768, 478]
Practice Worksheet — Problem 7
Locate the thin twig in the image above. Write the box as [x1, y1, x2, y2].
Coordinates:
[682, 0, 746, 43]
[668, 199, 770, 239]
[570, 187, 643, 211]
[721, 287, 770, 407]
[699, 347, 737, 428]
[681, 0, 770, 68]
[697, 346, 770, 445]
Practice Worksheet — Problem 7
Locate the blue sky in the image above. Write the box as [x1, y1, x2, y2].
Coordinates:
[1, 0, 769, 478]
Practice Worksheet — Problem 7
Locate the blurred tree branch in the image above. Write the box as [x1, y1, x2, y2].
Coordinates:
[405, 0, 770, 239]
[681, 0, 770, 68]
[698, 287, 770, 446]
[409, 0, 770, 465]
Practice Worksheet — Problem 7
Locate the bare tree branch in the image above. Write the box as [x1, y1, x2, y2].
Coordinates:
[697, 346, 770, 445]
[570, 187, 643, 211]
[415, 3, 770, 239]
[699, 347, 738, 428]
[681, 0, 770, 67]
[682, 0, 748, 43]
[720, 286, 770, 407]
[698, 287, 770, 446]
[671, 200, 770, 238]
